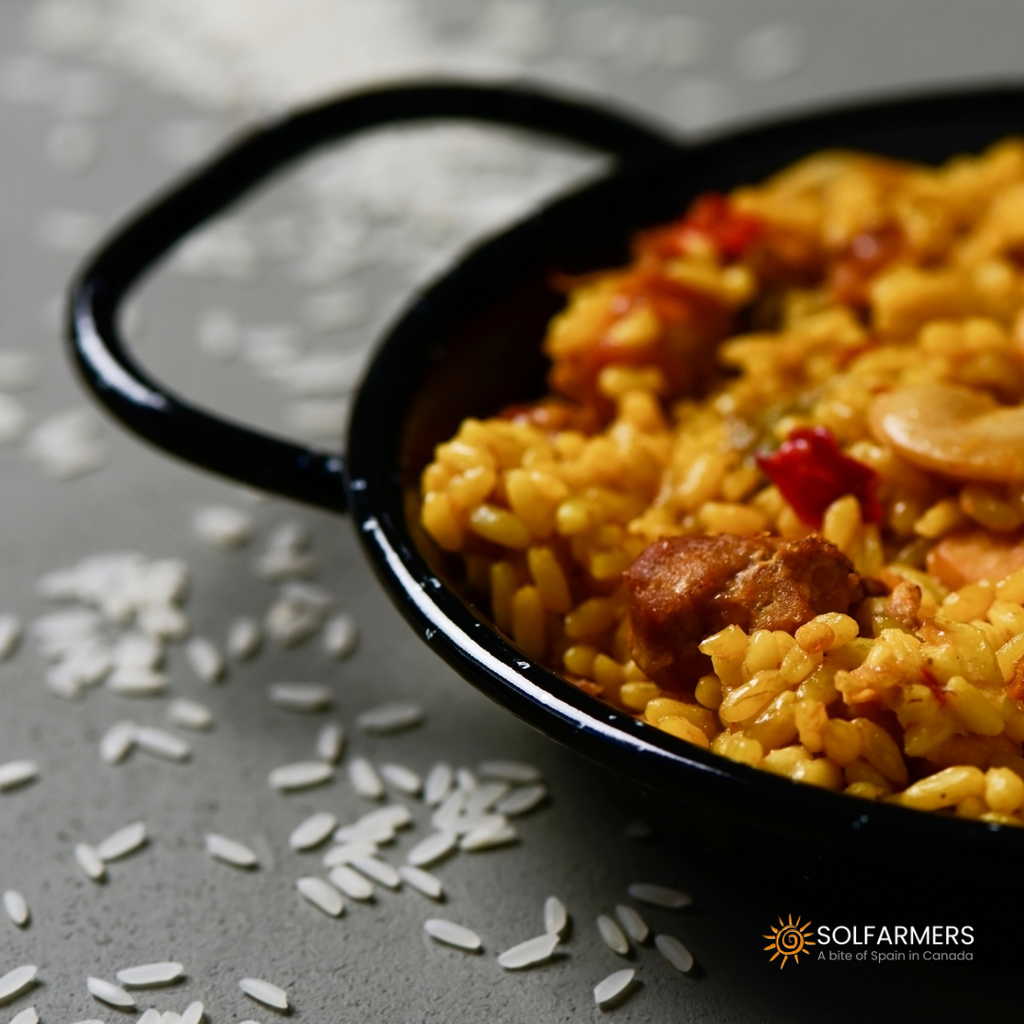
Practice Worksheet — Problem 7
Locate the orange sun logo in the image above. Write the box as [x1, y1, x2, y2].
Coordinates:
[763, 914, 815, 968]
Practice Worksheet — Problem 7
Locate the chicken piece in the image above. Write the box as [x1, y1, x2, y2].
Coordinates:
[625, 533, 863, 690]
[884, 580, 923, 631]
[926, 528, 1024, 590]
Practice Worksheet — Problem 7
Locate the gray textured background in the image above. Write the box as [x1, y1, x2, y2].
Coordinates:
[0, 1, 1022, 1022]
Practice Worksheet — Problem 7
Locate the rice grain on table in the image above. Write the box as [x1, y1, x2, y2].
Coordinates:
[180, 1001, 204, 1024]
[655, 934, 695, 973]
[544, 896, 569, 939]
[315, 722, 344, 764]
[627, 883, 692, 909]
[348, 757, 384, 800]
[226, 617, 261, 660]
[322, 841, 378, 867]
[185, 637, 224, 683]
[348, 855, 400, 889]
[238, 978, 289, 1010]
[113, 633, 162, 670]
[296, 876, 344, 917]
[464, 782, 510, 816]
[0, 965, 37, 1003]
[95, 822, 147, 861]
[423, 919, 482, 952]
[406, 831, 458, 868]
[167, 698, 213, 731]
[327, 865, 374, 901]
[268, 761, 333, 791]
[0, 614, 22, 660]
[497, 933, 559, 970]
[99, 721, 136, 764]
[2, 890, 29, 927]
[494, 784, 547, 817]
[460, 820, 517, 851]
[161, 1012, 182, 1024]
[10, 1007, 37, 1024]
[593, 969, 636, 1009]
[115, 962, 184, 987]
[139, 1009, 162, 1024]
[0, 761, 38, 792]
[477, 761, 543, 784]
[134, 727, 190, 762]
[106, 667, 168, 696]
[191, 506, 254, 549]
[204, 834, 258, 868]
[288, 812, 337, 851]
[355, 701, 425, 735]
[424, 763, 454, 806]
[431, 791, 465, 832]
[615, 905, 650, 944]
[379, 763, 422, 796]
[398, 865, 443, 900]
[323, 613, 358, 659]
[74, 842, 106, 882]
[597, 915, 630, 956]
[267, 683, 332, 712]
[87, 977, 134, 1008]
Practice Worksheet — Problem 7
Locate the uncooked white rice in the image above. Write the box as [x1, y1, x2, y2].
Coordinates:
[204, 833, 258, 868]
[497, 933, 559, 970]
[615, 905, 649, 945]
[267, 683, 332, 712]
[456, 768, 478, 792]
[106, 666, 168, 696]
[544, 896, 568, 939]
[113, 633, 162, 670]
[74, 842, 106, 882]
[289, 812, 338, 851]
[87, 977, 134, 1008]
[134, 727, 190, 762]
[137, 604, 189, 641]
[423, 763, 453, 806]
[0, 614, 22, 660]
[464, 782, 510, 816]
[238, 978, 289, 1010]
[327, 864, 374, 901]
[0, 760, 38, 792]
[0, 965, 37, 1003]
[593, 969, 636, 1009]
[263, 596, 322, 646]
[115, 962, 184, 987]
[333, 818, 396, 845]
[296, 876, 344, 917]
[191, 506, 254, 549]
[597, 915, 630, 956]
[379, 763, 421, 796]
[348, 757, 383, 800]
[185, 637, 224, 683]
[95, 822, 147, 861]
[167, 698, 213, 731]
[268, 761, 333, 791]
[10, 1007, 37, 1024]
[627, 884, 693, 909]
[2, 890, 29, 927]
[322, 841, 378, 867]
[226, 617, 261, 660]
[405, 831, 458, 868]
[494, 784, 547, 817]
[477, 761, 542, 784]
[315, 722, 344, 764]
[139, 1009, 162, 1024]
[459, 820, 517, 852]
[431, 792, 465, 832]
[347, 855, 400, 889]
[161, 1011, 182, 1024]
[180, 1000, 204, 1024]
[397, 865, 443, 900]
[423, 919, 482, 952]
[322, 613, 358, 659]
[99, 721, 136, 764]
[655, 934, 694, 973]
[354, 701, 424, 735]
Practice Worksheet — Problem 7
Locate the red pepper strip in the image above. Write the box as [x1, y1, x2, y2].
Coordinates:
[755, 426, 883, 529]
[921, 667, 947, 704]
[637, 192, 762, 262]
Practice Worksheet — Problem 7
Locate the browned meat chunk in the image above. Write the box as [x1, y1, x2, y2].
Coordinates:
[625, 533, 863, 690]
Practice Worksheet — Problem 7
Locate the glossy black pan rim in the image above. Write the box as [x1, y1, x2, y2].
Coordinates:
[67, 78, 1024, 867]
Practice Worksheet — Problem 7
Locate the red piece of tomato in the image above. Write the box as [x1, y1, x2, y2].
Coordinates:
[755, 426, 882, 529]
[637, 193, 762, 262]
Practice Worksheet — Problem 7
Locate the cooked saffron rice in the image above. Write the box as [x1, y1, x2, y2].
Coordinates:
[420, 138, 1024, 822]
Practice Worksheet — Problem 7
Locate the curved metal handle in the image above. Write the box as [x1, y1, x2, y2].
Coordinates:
[68, 81, 680, 512]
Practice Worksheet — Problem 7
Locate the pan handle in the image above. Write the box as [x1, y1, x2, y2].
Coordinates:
[69, 81, 680, 513]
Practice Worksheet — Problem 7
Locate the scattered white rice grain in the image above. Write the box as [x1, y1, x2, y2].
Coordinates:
[87, 977, 134, 1008]
[266, 521, 310, 554]
[424, 763, 453, 806]
[597, 915, 630, 956]
[205, 834, 258, 869]
[161, 1013, 182, 1024]
[593, 968, 636, 1009]
[115, 962, 184, 987]
[0, 761, 38, 792]
[26, 407, 106, 477]
[315, 722, 344, 764]
[185, 638, 224, 683]
[191, 506, 254, 550]
[460, 821, 517, 852]
[10, 1007, 37, 1024]
[255, 548, 315, 583]
[423, 919, 481, 952]
[106, 666, 168, 696]
[615, 905, 650, 944]
[355, 701, 424, 735]
[2, 891, 28, 927]
[68, 1020, 104, 1024]
[497, 933, 559, 970]
[100, 721, 136, 764]
[167, 698, 213, 731]
[296, 876, 344, 917]
[456, 768, 478, 792]
[494, 784, 547, 817]
[626, 883, 692, 909]
[95, 822, 147, 861]
[477, 760, 543, 784]
[322, 841, 378, 867]
[137, 604, 189, 641]
[238, 978, 288, 1011]
[113, 633, 162, 671]
[348, 757, 383, 800]
[398, 865, 443, 900]
[348, 856, 400, 889]
[226, 618, 261, 660]
[268, 762, 333, 792]
[406, 831, 458, 868]
[0, 615, 21, 660]
[655, 934, 695, 973]
[45, 663, 83, 700]
[180, 1001, 204, 1024]
[267, 683, 332, 712]
[379, 763, 422, 796]
[357, 804, 412, 831]
[134, 727, 190, 762]
[430, 791, 464, 833]
[139, 1009, 162, 1024]
[332, 819, 395, 846]
[263, 598, 321, 646]
[0, 966, 36, 1004]
[327, 865, 374, 901]
[288, 812, 337, 851]
[544, 896, 568, 939]
[322, 614, 358, 659]
[464, 782, 510, 816]
[74, 843, 106, 882]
